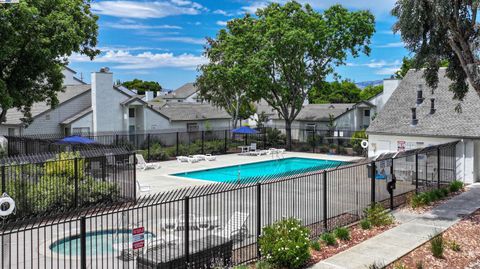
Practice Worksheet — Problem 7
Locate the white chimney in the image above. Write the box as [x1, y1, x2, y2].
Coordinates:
[379, 78, 401, 111]
[145, 91, 154, 101]
[91, 68, 113, 133]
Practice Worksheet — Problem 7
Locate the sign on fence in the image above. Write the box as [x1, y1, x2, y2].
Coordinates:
[132, 227, 145, 250]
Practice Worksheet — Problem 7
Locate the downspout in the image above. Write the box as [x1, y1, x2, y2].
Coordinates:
[462, 139, 466, 183]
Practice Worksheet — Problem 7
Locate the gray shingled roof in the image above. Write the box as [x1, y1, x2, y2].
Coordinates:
[155, 103, 231, 121]
[163, 83, 197, 99]
[60, 107, 92, 125]
[367, 68, 480, 138]
[4, 84, 91, 125]
[256, 102, 354, 121]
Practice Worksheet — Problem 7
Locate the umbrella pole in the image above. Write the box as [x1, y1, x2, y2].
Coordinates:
[244, 134, 248, 146]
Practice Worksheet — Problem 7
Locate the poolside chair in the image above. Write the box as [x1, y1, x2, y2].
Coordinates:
[214, 212, 249, 242]
[192, 154, 217, 161]
[136, 180, 152, 195]
[176, 156, 200, 163]
[248, 143, 257, 152]
[135, 154, 161, 170]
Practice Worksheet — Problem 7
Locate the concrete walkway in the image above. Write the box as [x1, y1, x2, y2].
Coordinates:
[311, 184, 480, 269]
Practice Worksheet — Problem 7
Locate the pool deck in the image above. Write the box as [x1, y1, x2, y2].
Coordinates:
[137, 152, 364, 194]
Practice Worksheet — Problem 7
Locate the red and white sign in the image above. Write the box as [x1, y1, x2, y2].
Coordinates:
[132, 227, 145, 250]
[397, 141, 406, 152]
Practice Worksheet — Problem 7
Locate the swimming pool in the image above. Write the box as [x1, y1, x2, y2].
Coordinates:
[173, 157, 346, 182]
[50, 229, 155, 256]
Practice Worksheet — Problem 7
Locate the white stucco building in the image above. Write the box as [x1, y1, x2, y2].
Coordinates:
[367, 68, 480, 184]
[0, 68, 231, 136]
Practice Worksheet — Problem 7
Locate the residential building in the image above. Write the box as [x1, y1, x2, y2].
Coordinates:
[0, 68, 231, 136]
[161, 83, 202, 103]
[367, 68, 480, 184]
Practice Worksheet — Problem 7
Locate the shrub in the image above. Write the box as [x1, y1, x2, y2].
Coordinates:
[360, 219, 372, 230]
[310, 240, 322, 251]
[255, 260, 273, 269]
[334, 227, 350, 241]
[430, 235, 444, 258]
[440, 187, 449, 197]
[365, 203, 394, 227]
[258, 218, 311, 269]
[449, 180, 464, 192]
[350, 129, 367, 155]
[320, 232, 336, 246]
[45, 151, 85, 179]
[450, 240, 461, 252]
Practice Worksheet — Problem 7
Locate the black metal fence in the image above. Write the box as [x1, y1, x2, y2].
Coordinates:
[4, 127, 362, 160]
[0, 142, 458, 269]
[0, 148, 136, 219]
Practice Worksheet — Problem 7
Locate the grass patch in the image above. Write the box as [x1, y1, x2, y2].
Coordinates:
[334, 227, 350, 241]
[430, 234, 444, 258]
[360, 219, 372, 230]
[320, 232, 336, 246]
[449, 180, 464, 192]
[310, 240, 322, 251]
[450, 240, 461, 252]
[365, 203, 394, 227]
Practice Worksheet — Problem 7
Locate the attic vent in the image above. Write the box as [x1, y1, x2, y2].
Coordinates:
[411, 107, 418, 126]
[416, 85, 424, 105]
[430, 98, 436, 114]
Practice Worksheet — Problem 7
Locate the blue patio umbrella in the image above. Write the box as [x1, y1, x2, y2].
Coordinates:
[57, 136, 96, 144]
[231, 126, 258, 134]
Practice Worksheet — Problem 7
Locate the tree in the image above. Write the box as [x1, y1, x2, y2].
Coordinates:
[359, 85, 383, 100]
[196, 16, 259, 129]
[394, 57, 413, 79]
[309, 80, 362, 104]
[249, 2, 375, 149]
[392, 0, 480, 103]
[0, 0, 99, 124]
[122, 79, 162, 95]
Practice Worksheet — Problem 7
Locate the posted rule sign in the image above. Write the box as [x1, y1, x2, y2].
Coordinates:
[132, 227, 145, 250]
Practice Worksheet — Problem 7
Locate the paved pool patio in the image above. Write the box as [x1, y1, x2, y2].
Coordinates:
[137, 152, 364, 193]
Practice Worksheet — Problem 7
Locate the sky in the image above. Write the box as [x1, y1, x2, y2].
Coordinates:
[69, 0, 410, 90]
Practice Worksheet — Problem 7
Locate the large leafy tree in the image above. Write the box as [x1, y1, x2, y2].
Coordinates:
[196, 16, 259, 128]
[251, 2, 375, 149]
[359, 85, 383, 100]
[121, 79, 162, 95]
[392, 0, 480, 103]
[309, 80, 362, 104]
[0, 0, 99, 124]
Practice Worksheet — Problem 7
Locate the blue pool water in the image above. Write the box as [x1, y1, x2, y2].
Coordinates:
[173, 157, 346, 182]
[50, 229, 155, 256]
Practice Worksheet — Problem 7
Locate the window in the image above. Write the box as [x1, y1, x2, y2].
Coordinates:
[177, 100, 182, 103]
[364, 110, 370, 117]
[129, 108, 135, 118]
[7, 128, 15, 136]
[72, 127, 90, 135]
[187, 123, 199, 132]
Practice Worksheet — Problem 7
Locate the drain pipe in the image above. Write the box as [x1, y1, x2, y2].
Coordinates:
[462, 139, 466, 183]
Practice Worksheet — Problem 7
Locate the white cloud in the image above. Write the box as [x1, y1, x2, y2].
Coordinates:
[70, 50, 207, 70]
[104, 22, 182, 30]
[375, 67, 400, 75]
[240, 0, 397, 18]
[375, 42, 404, 48]
[97, 46, 169, 52]
[91, 1, 205, 19]
[213, 9, 233, 16]
[155, 36, 206, 45]
[347, 59, 401, 76]
[216, 20, 228, 26]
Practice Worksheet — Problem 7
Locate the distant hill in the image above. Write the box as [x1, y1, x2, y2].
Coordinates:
[355, 80, 383, 89]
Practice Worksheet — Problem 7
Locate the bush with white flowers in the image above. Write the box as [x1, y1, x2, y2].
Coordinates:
[258, 218, 311, 268]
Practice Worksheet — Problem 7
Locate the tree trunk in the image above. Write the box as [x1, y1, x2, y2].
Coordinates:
[285, 120, 292, 151]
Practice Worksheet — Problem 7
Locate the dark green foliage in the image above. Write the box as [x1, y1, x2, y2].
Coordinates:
[430, 235, 444, 258]
[334, 227, 350, 241]
[360, 219, 372, 230]
[259, 218, 311, 269]
[0, 0, 99, 123]
[255, 260, 273, 269]
[364, 203, 394, 227]
[320, 232, 336, 246]
[121, 79, 161, 95]
[449, 180, 464, 193]
[409, 187, 451, 209]
[309, 80, 362, 104]
[350, 130, 367, 155]
[310, 240, 322, 251]
[450, 240, 461, 252]
[265, 128, 286, 148]
[359, 85, 383, 101]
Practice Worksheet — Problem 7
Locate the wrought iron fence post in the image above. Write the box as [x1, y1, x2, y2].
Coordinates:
[389, 158, 394, 210]
[80, 216, 87, 269]
[201, 131, 205, 154]
[115, 134, 119, 146]
[323, 170, 328, 231]
[74, 157, 79, 208]
[176, 132, 179, 156]
[312, 132, 316, 153]
[147, 133, 151, 162]
[263, 128, 267, 150]
[224, 130, 228, 153]
[256, 183, 262, 258]
[370, 161, 376, 204]
[133, 153, 137, 201]
[415, 153, 419, 194]
[437, 147, 441, 188]
[184, 196, 190, 266]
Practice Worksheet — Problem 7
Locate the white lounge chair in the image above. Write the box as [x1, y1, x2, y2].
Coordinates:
[247, 150, 268, 156]
[214, 212, 249, 241]
[136, 180, 152, 195]
[192, 154, 216, 161]
[269, 148, 285, 158]
[248, 143, 257, 152]
[135, 154, 161, 170]
[176, 156, 200, 163]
